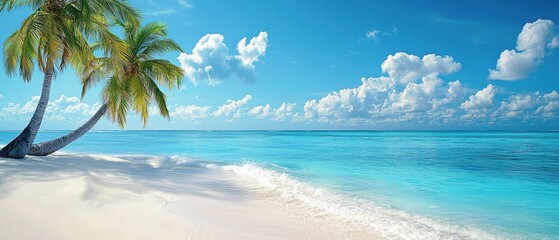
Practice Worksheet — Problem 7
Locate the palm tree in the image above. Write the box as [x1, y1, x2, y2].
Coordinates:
[28, 22, 184, 156]
[0, 0, 140, 159]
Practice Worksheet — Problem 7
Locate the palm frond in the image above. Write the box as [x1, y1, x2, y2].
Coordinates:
[140, 59, 183, 89]
[3, 10, 45, 81]
[0, 0, 42, 12]
[140, 38, 182, 59]
[81, 57, 110, 99]
[90, 0, 141, 29]
[131, 22, 166, 56]
[103, 75, 130, 127]
[129, 75, 151, 127]
[81, 21, 183, 127]
[144, 75, 169, 119]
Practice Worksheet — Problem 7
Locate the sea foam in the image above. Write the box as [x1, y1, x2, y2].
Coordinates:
[127, 154, 521, 239]
[221, 162, 507, 240]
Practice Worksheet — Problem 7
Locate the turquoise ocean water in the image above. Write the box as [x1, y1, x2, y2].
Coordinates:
[1, 131, 558, 239]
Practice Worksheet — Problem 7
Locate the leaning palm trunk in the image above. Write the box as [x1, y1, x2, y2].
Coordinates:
[28, 103, 108, 156]
[0, 66, 54, 159]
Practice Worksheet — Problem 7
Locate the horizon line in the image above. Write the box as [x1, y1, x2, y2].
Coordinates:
[1, 129, 558, 132]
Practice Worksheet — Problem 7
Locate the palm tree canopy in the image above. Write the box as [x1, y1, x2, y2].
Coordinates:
[1, 0, 141, 82]
[82, 22, 184, 128]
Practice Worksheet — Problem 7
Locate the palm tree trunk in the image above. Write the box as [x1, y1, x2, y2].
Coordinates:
[0, 65, 55, 159]
[28, 103, 108, 156]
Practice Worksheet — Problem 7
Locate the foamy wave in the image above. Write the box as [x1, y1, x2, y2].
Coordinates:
[147, 155, 197, 168]
[76, 152, 517, 239]
[222, 163, 504, 240]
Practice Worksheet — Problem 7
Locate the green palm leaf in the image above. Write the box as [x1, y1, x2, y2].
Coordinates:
[84, 21, 184, 128]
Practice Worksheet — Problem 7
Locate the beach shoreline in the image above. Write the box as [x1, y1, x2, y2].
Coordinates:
[0, 152, 382, 240]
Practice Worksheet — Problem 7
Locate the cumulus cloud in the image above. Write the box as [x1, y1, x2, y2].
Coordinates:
[460, 84, 496, 110]
[1, 96, 40, 116]
[489, 19, 558, 80]
[178, 32, 268, 86]
[164, 98, 297, 122]
[538, 101, 559, 117]
[536, 91, 559, 118]
[212, 95, 253, 121]
[381, 52, 461, 83]
[48, 95, 93, 115]
[549, 36, 559, 48]
[236, 32, 269, 68]
[0, 95, 100, 122]
[432, 80, 465, 110]
[487, 90, 559, 120]
[543, 91, 559, 100]
[460, 84, 496, 119]
[390, 76, 444, 112]
[248, 102, 297, 121]
[170, 105, 211, 120]
[495, 94, 536, 118]
[304, 51, 559, 126]
[304, 77, 391, 121]
[304, 53, 464, 123]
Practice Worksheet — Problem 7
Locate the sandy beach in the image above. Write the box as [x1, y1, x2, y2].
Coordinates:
[0, 153, 382, 240]
[1, 0, 557, 238]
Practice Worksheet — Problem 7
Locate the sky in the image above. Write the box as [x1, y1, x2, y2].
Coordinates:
[1, 0, 559, 130]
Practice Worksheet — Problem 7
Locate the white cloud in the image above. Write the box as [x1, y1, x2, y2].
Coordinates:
[273, 103, 297, 121]
[536, 91, 559, 118]
[177, 0, 192, 8]
[303, 51, 559, 126]
[178, 34, 229, 86]
[212, 95, 253, 121]
[460, 84, 496, 110]
[248, 104, 272, 119]
[1, 102, 29, 116]
[489, 19, 558, 80]
[0, 94, 3, 100]
[495, 94, 536, 118]
[248, 102, 297, 121]
[1, 96, 40, 115]
[148, 106, 159, 116]
[459, 84, 496, 119]
[236, 32, 268, 68]
[432, 80, 465, 110]
[48, 95, 92, 115]
[145, 9, 176, 16]
[365, 28, 398, 41]
[381, 52, 461, 83]
[170, 105, 211, 120]
[366, 30, 381, 40]
[0, 95, 100, 122]
[537, 101, 559, 117]
[488, 91, 559, 120]
[304, 76, 393, 121]
[390, 75, 443, 112]
[88, 102, 102, 115]
[543, 91, 559, 101]
[549, 36, 559, 48]
[304, 53, 463, 123]
[178, 32, 268, 86]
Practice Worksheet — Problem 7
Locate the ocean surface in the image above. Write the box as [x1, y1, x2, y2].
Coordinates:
[1, 131, 558, 239]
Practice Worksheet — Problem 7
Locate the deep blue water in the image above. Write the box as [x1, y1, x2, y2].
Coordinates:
[1, 131, 558, 239]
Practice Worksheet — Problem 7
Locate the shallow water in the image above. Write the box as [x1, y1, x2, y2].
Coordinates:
[1, 131, 558, 239]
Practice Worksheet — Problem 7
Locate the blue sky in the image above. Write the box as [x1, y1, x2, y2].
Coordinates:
[1, 0, 558, 130]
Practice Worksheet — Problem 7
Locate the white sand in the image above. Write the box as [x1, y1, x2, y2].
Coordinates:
[0, 153, 382, 240]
